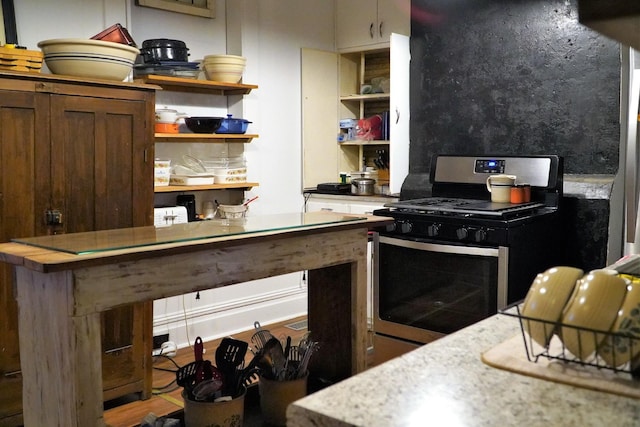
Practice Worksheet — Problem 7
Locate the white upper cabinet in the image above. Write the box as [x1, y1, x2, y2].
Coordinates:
[336, 0, 410, 51]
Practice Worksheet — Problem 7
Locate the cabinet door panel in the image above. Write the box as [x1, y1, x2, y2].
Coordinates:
[49, 95, 149, 232]
[302, 48, 340, 188]
[377, 0, 410, 40]
[0, 91, 50, 421]
[336, 0, 377, 50]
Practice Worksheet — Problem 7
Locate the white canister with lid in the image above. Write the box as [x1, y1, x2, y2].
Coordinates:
[155, 107, 188, 124]
[486, 174, 516, 203]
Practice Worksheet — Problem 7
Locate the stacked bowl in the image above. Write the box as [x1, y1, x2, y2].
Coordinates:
[201, 54, 246, 83]
[38, 38, 139, 81]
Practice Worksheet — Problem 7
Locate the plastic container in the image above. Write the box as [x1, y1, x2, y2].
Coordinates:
[218, 204, 247, 219]
[203, 156, 247, 176]
[216, 114, 251, 134]
[214, 173, 247, 184]
[154, 159, 171, 187]
[169, 175, 214, 186]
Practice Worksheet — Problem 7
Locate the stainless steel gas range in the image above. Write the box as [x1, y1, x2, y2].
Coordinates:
[371, 155, 563, 362]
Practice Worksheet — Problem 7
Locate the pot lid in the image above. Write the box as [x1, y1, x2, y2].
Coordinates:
[142, 38, 188, 49]
[224, 114, 252, 123]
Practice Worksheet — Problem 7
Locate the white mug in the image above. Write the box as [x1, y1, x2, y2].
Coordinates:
[486, 174, 516, 203]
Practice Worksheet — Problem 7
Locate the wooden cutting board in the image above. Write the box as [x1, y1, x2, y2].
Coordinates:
[481, 335, 640, 399]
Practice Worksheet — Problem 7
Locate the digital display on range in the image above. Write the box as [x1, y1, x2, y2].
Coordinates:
[475, 159, 505, 173]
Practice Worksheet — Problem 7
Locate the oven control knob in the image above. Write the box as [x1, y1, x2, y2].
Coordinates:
[386, 222, 397, 232]
[427, 224, 440, 237]
[474, 229, 487, 242]
[399, 222, 413, 234]
[456, 227, 469, 240]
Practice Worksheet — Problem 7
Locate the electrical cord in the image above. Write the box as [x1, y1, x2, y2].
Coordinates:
[152, 381, 179, 395]
[182, 294, 193, 350]
[152, 353, 181, 370]
[151, 353, 180, 394]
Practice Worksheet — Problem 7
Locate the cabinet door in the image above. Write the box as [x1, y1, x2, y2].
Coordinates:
[302, 48, 340, 188]
[49, 94, 153, 399]
[377, 0, 411, 40]
[49, 94, 152, 232]
[336, 0, 410, 51]
[306, 198, 350, 214]
[389, 33, 410, 195]
[336, 0, 378, 50]
[0, 90, 50, 423]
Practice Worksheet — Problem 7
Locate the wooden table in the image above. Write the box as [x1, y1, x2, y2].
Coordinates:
[0, 212, 390, 426]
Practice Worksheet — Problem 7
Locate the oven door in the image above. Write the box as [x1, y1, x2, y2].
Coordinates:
[374, 235, 509, 345]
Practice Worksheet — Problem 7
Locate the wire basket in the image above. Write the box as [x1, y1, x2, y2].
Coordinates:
[500, 302, 640, 380]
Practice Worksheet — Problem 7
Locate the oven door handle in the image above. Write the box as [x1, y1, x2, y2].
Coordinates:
[379, 236, 500, 257]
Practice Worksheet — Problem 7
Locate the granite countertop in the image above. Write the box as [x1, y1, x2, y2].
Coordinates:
[288, 313, 640, 426]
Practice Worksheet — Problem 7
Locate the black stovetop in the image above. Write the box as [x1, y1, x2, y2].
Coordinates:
[384, 197, 545, 218]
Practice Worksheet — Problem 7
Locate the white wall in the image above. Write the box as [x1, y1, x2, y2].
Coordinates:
[12, 0, 335, 348]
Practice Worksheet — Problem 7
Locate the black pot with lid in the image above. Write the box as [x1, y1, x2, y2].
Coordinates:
[140, 38, 190, 63]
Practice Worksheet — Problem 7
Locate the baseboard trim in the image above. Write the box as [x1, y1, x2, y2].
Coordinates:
[152, 286, 307, 350]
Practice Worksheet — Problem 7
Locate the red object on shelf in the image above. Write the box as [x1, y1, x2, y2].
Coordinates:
[91, 23, 137, 47]
[357, 114, 383, 140]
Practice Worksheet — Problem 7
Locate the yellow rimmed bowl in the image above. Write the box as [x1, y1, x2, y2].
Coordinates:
[201, 54, 246, 83]
[559, 271, 628, 360]
[521, 266, 584, 347]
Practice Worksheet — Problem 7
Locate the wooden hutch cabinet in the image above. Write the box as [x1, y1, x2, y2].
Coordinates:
[0, 71, 155, 425]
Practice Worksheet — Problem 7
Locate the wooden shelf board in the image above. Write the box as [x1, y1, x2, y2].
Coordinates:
[340, 93, 390, 102]
[340, 140, 390, 146]
[155, 133, 257, 143]
[154, 182, 259, 193]
[134, 75, 257, 95]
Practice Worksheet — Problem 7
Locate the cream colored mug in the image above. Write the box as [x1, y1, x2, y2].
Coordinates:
[486, 174, 516, 203]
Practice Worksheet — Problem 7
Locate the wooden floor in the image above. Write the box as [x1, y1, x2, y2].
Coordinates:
[104, 316, 310, 427]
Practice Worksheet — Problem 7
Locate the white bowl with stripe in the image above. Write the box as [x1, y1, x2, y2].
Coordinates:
[38, 38, 139, 81]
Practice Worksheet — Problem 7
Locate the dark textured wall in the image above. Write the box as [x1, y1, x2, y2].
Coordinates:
[408, 0, 620, 181]
[406, 0, 621, 270]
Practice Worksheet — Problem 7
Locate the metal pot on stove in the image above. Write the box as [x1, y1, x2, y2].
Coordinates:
[351, 178, 375, 195]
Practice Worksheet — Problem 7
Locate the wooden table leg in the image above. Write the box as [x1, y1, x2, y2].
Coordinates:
[15, 267, 104, 426]
[307, 253, 367, 383]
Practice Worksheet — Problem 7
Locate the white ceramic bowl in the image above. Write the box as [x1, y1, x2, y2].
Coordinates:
[559, 271, 628, 360]
[521, 266, 584, 347]
[202, 63, 245, 83]
[38, 38, 139, 81]
[598, 275, 640, 367]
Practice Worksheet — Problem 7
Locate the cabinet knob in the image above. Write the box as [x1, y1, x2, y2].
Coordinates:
[370, 22, 374, 39]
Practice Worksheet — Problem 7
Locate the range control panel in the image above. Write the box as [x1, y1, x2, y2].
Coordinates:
[475, 159, 505, 174]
